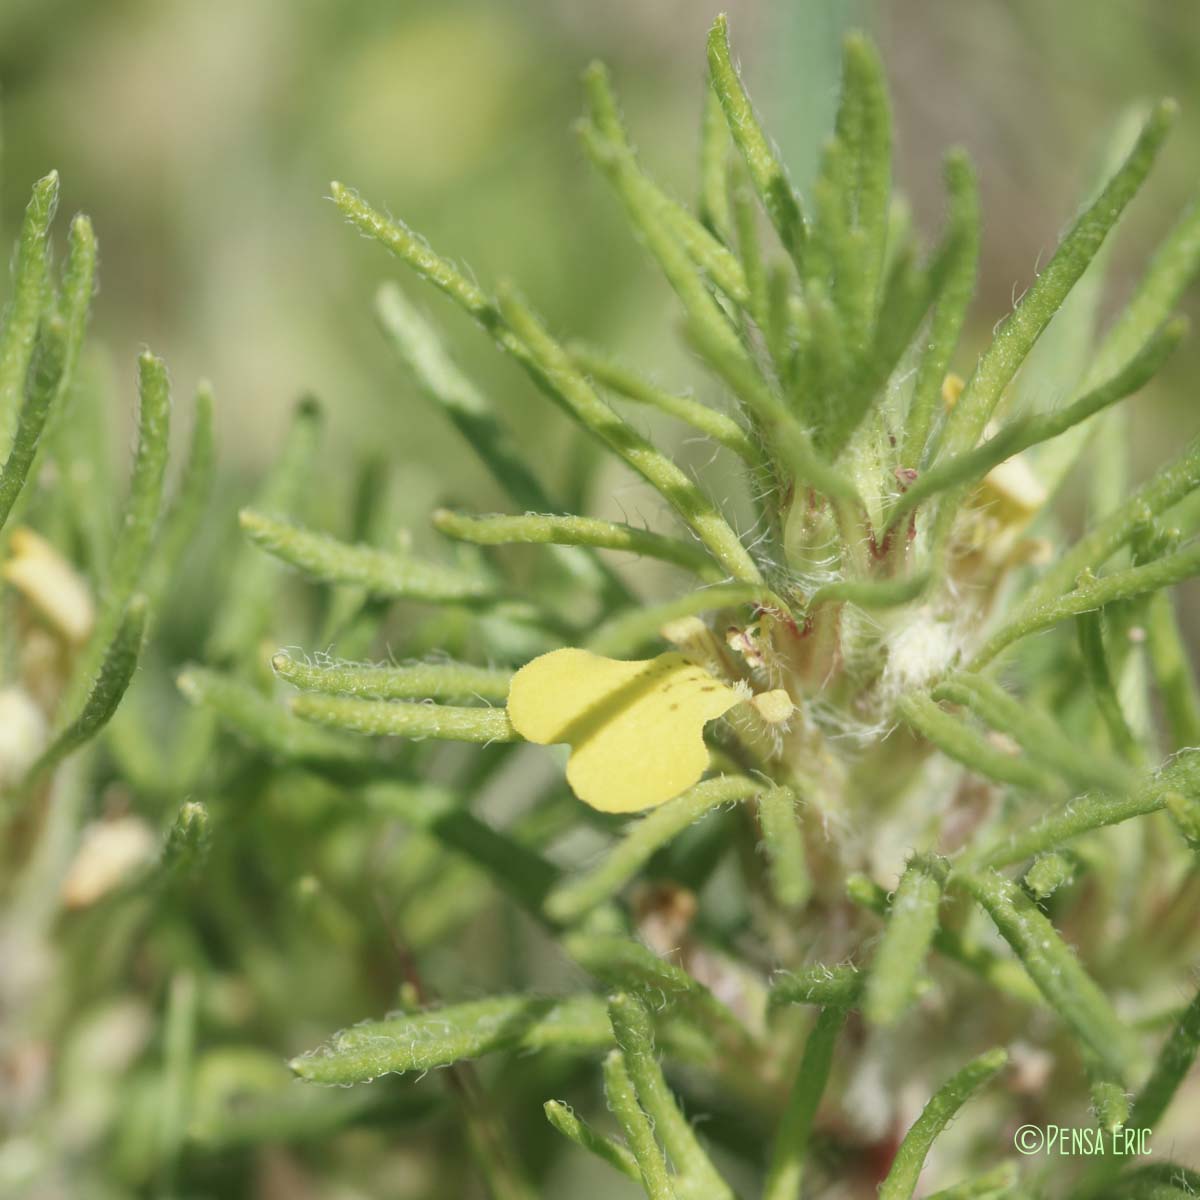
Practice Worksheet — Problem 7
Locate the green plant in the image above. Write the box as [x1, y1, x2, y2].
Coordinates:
[4, 13, 1200, 1200]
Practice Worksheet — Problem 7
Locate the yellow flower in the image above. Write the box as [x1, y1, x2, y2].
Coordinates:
[507, 648, 789, 813]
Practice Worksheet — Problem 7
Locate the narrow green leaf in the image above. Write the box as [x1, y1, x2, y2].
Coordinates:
[0, 212, 96, 532]
[897, 693, 1062, 792]
[757, 784, 811, 910]
[496, 286, 762, 583]
[972, 540, 1200, 668]
[333, 183, 496, 325]
[1086, 196, 1200, 391]
[938, 101, 1175, 465]
[583, 61, 749, 305]
[207, 396, 322, 664]
[763, 1006, 846, 1200]
[769, 964, 863, 1010]
[975, 750, 1200, 868]
[845, 33, 892, 312]
[602, 1050, 677, 1200]
[62, 352, 170, 715]
[376, 281, 550, 512]
[820, 32, 892, 383]
[569, 342, 762, 466]
[1143, 588, 1200, 751]
[433, 508, 722, 580]
[707, 15, 806, 265]
[290, 692, 517, 743]
[543, 775, 762, 924]
[1077, 610, 1142, 763]
[698, 88, 733, 243]
[142, 384, 216, 617]
[0, 316, 66, 531]
[0, 171, 58, 460]
[878, 1048, 1009, 1200]
[891, 317, 1184, 530]
[807, 572, 929, 611]
[106, 354, 172, 603]
[1022, 432, 1200, 613]
[864, 857, 945, 1027]
[20, 595, 147, 790]
[731, 163, 769, 329]
[156, 971, 198, 1192]
[608, 993, 733, 1200]
[901, 151, 980, 471]
[176, 666, 375, 769]
[239, 508, 492, 602]
[291, 995, 612, 1085]
[924, 1163, 1019, 1200]
[1126, 979, 1200, 1132]
[564, 933, 754, 1060]
[959, 870, 1136, 1077]
[932, 674, 1135, 794]
[543, 1100, 640, 1183]
[272, 651, 511, 703]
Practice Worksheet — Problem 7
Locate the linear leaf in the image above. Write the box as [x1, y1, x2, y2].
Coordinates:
[975, 751, 1200, 868]
[62, 352, 170, 715]
[891, 317, 1184, 529]
[240, 508, 492, 602]
[608, 993, 733, 1200]
[897, 693, 1062, 792]
[433, 508, 723, 580]
[291, 995, 612, 1085]
[272, 652, 511, 703]
[290, 693, 517, 743]
[0, 172, 58, 460]
[543, 775, 762, 923]
[707, 15, 806, 265]
[972, 540, 1200, 668]
[938, 101, 1175, 465]
[959, 870, 1136, 1078]
[176, 666, 375, 770]
[569, 343, 762, 467]
[878, 1048, 1009, 1200]
[864, 857, 945, 1027]
[207, 396, 322, 663]
[764, 1007, 846, 1200]
[543, 1101, 640, 1183]
[602, 1050, 676, 1200]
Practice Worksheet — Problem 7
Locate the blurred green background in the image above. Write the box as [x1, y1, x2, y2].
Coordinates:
[2, 0, 1196, 546]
